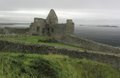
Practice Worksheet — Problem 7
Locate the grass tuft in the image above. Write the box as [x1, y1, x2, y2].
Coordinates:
[0, 53, 119, 78]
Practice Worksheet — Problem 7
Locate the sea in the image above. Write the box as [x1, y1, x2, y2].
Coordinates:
[75, 25, 120, 47]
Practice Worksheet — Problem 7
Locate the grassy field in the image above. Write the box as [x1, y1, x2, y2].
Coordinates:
[0, 52, 119, 78]
[0, 35, 120, 78]
[0, 35, 84, 51]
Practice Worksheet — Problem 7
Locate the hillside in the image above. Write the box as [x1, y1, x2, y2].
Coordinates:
[0, 35, 84, 51]
[60, 35, 120, 54]
[0, 34, 120, 54]
[0, 52, 119, 78]
[0, 35, 120, 78]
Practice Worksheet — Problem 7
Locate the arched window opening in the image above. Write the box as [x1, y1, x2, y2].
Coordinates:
[37, 27, 40, 32]
[42, 28, 45, 34]
[51, 28, 54, 33]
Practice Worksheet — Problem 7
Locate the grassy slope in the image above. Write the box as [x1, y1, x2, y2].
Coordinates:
[0, 53, 119, 78]
[0, 35, 120, 78]
[0, 35, 119, 56]
[0, 35, 83, 51]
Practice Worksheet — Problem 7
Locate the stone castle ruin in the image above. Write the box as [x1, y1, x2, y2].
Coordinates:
[0, 9, 120, 69]
[29, 9, 74, 38]
[0, 9, 74, 37]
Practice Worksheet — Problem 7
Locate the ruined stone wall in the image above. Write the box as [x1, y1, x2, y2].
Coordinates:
[30, 18, 46, 35]
[0, 40, 120, 69]
[66, 19, 74, 34]
[46, 9, 58, 26]
[52, 24, 66, 38]
[29, 9, 75, 37]
[0, 27, 29, 34]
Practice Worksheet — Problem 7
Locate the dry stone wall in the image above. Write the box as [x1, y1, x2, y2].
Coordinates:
[0, 40, 120, 69]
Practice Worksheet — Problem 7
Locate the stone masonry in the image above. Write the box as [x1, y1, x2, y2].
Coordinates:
[29, 9, 74, 38]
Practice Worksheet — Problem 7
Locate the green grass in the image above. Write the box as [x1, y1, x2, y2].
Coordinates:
[0, 35, 83, 51]
[0, 52, 119, 78]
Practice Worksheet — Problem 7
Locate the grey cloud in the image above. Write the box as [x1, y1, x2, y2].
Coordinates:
[0, 0, 120, 25]
[0, 0, 120, 10]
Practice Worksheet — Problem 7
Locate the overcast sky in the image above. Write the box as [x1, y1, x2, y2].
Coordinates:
[0, 0, 120, 25]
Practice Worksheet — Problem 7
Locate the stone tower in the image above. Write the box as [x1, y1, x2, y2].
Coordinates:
[46, 9, 58, 26]
[66, 19, 74, 34]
